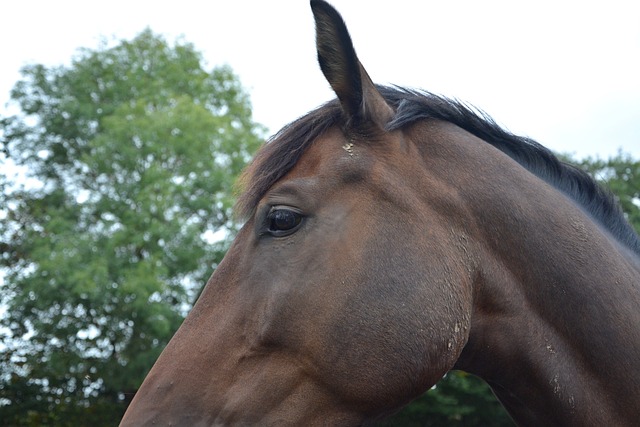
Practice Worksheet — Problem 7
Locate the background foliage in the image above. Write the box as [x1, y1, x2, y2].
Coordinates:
[1, 30, 638, 426]
[0, 30, 263, 425]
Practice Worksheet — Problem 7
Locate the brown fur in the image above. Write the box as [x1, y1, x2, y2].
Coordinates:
[122, 1, 640, 425]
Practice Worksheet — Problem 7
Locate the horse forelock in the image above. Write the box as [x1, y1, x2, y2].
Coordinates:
[234, 85, 640, 256]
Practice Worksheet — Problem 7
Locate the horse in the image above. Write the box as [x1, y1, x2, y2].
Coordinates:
[120, 1, 640, 425]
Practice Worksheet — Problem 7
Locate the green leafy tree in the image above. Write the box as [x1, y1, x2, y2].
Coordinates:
[0, 29, 263, 425]
[378, 372, 514, 427]
[576, 152, 640, 233]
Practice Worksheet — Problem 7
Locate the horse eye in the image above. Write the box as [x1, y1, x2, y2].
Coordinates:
[267, 209, 303, 236]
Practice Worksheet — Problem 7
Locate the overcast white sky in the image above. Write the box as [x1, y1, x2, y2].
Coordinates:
[1, 0, 639, 159]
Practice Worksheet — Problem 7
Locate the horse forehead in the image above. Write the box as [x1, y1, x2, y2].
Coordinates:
[284, 126, 374, 181]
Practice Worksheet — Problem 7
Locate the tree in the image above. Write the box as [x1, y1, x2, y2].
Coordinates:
[0, 29, 263, 425]
[377, 371, 514, 427]
[576, 152, 640, 233]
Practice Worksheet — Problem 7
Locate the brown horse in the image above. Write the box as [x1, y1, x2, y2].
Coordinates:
[121, 1, 640, 425]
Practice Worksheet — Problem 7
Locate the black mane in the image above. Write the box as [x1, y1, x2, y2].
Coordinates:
[236, 85, 640, 255]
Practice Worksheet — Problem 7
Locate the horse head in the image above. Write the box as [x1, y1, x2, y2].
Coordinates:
[122, 1, 640, 425]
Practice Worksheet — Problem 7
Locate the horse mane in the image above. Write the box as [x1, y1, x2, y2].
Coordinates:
[235, 85, 640, 255]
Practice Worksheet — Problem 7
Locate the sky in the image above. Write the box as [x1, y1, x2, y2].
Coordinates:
[1, 0, 639, 159]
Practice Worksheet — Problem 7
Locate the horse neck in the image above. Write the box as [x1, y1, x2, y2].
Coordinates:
[416, 123, 640, 426]
[459, 232, 640, 426]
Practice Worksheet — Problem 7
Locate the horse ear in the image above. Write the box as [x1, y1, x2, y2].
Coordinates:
[310, 0, 394, 129]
